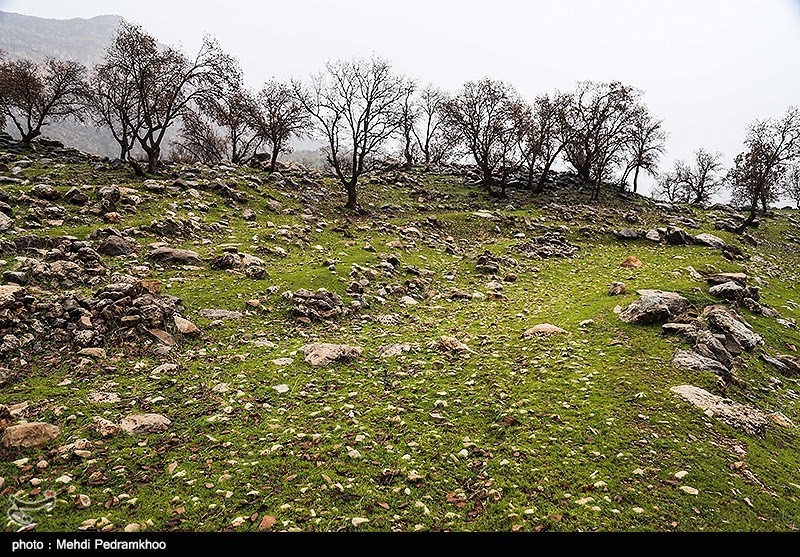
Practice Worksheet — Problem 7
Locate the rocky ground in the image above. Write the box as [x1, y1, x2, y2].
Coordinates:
[1, 133, 800, 532]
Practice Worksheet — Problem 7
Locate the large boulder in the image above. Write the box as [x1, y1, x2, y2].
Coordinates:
[30, 184, 61, 201]
[665, 226, 692, 245]
[670, 385, 767, 437]
[1, 422, 60, 448]
[619, 290, 692, 324]
[299, 343, 363, 366]
[706, 272, 747, 286]
[0, 211, 12, 232]
[704, 306, 762, 350]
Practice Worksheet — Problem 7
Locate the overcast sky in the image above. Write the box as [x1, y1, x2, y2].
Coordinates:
[2, 0, 799, 195]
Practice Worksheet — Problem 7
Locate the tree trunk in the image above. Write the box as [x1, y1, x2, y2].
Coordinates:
[345, 178, 358, 210]
[128, 158, 144, 177]
[525, 164, 535, 191]
[534, 161, 553, 194]
[20, 128, 41, 145]
[269, 146, 279, 173]
[632, 166, 640, 193]
[482, 166, 494, 196]
[736, 197, 759, 233]
[760, 192, 768, 213]
[146, 146, 160, 174]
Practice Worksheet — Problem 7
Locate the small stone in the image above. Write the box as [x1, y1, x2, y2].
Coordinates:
[632, 507, 644, 514]
[621, 256, 643, 268]
[174, 315, 201, 336]
[271, 358, 294, 366]
[608, 282, 627, 296]
[273, 384, 290, 394]
[124, 523, 140, 532]
[674, 471, 689, 480]
[351, 517, 369, 527]
[767, 412, 794, 429]
[93, 417, 120, 437]
[120, 413, 171, 435]
[76, 494, 91, 508]
[521, 324, 568, 338]
[55, 474, 72, 484]
[78, 347, 106, 359]
[347, 449, 362, 459]
[679, 486, 699, 495]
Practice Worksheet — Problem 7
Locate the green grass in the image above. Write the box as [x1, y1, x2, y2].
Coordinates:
[1, 156, 800, 532]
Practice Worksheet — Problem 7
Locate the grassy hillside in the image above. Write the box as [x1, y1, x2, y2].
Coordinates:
[1, 141, 799, 532]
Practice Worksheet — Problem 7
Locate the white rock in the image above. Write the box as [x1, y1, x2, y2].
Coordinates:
[679, 485, 699, 495]
[273, 384, 290, 394]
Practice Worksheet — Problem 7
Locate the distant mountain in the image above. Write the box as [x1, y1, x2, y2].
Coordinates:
[0, 12, 127, 157]
[0, 11, 123, 67]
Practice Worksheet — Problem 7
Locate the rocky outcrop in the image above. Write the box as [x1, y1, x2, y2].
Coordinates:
[619, 290, 692, 324]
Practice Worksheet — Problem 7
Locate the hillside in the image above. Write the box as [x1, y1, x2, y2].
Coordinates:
[1, 136, 800, 532]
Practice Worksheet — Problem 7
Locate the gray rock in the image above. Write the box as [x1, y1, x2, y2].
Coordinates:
[148, 247, 202, 266]
[1, 422, 60, 448]
[645, 230, 661, 242]
[615, 228, 639, 240]
[377, 343, 412, 358]
[299, 342, 363, 366]
[199, 309, 243, 320]
[706, 272, 747, 286]
[670, 385, 767, 437]
[672, 350, 729, 375]
[120, 413, 171, 435]
[97, 235, 135, 256]
[709, 280, 746, 300]
[665, 226, 691, 245]
[0, 211, 12, 232]
[662, 322, 698, 337]
[705, 306, 762, 350]
[619, 290, 692, 324]
[694, 233, 727, 249]
[64, 187, 89, 205]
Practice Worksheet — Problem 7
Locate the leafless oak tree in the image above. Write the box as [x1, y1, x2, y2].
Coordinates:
[441, 78, 520, 198]
[95, 22, 236, 174]
[728, 106, 800, 231]
[412, 85, 455, 168]
[294, 56, 405, 209]
[563, 81, 641, 199]
[397, 79, 419, 168]
[620, 105, 666, 193]
[251, 80, 309, 173]
[0, 56, 87, 145]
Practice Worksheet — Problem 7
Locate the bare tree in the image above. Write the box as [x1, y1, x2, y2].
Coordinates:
[97, 22, 236, 174]
[178, 84, 260, 165]
[294, 56, 405, 209]
[620, 105, 666, 193]
[681, 148, 724, 205]
[0, 56, 87, 145]
[653, 166, 686, 203]
[728, 106, 800, 231]
[88, 59, 141, 167]
[563, 81, 641, 199]
[785, 165, 800, 209]
[412, 85, 455, 167]
[511, 92, 572, 193]
[251, 80, 309, 173]
[397, 79, 419, 168]
[441, 78, 520, 197]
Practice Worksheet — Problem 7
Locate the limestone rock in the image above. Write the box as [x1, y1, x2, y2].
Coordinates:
[608, 282, 626, 296]
[670, 385, 767, 436]
[522, 323, 568, 337]
[694, 233, 727, 249]
[299, 342, 363, 366]
[173, 315, 200, 336]
[1, 422, 60, 448]
[709, 281, 745, 300]
[377, 343, 412, 358]
[120, 413, 171, 435]
[672, 350, 728, 375]
[148, 247, 202, 266]
[619, 290, 691, 324]
[704, 306, 762, 350]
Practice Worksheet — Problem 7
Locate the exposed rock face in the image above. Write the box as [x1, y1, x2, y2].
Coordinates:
[706, 272, 747, 286]
[289, 288, 346, 322]
[120, 413, 171, 435]
[521, 323, 568, 337]
[298, 343, 363, 366]
[704, 306, 762, 350]
[510, 233, 579, 259]
[148, 247, 202, 266]
[670, 385, 768, 437]
[619, 290, 692, 324]
[1, 422, 60, 448]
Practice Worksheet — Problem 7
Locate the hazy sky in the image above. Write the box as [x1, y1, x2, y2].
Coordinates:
[2, 0, 799, 195]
